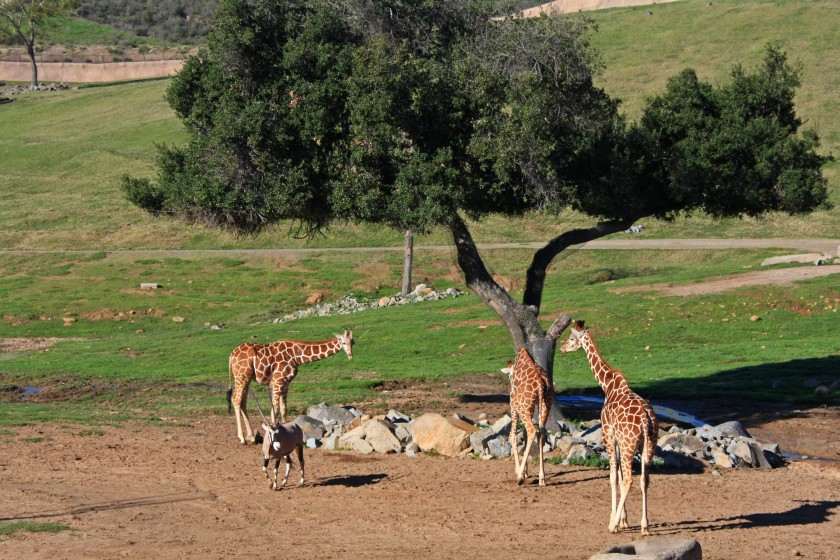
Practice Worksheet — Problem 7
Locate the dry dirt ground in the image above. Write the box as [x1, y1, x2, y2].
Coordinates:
[0, 396, 838, 560]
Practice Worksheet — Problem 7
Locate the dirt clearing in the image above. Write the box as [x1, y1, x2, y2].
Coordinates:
[0, 401, 837, 560]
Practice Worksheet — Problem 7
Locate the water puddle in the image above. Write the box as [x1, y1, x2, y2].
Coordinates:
[556, 395, 705, 427]
[21, 385, 41, 397]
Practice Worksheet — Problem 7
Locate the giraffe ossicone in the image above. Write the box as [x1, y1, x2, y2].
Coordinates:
[561, 319, 658, 536]
[227, 329, 354, 444]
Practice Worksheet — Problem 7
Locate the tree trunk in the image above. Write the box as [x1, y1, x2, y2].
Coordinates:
[449, 213, 637, 380]
[401, 229, 413, 296]
[28, 49, 38, 87]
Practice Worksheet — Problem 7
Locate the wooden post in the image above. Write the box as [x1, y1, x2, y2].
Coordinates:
[401, 229, 414, 296]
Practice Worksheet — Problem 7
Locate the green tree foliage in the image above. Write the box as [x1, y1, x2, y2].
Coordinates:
[0, 0, 77, 85]
[124, 0, 831, 364]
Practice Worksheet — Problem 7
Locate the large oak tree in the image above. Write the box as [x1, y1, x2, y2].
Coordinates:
[124, 0, 831, 375]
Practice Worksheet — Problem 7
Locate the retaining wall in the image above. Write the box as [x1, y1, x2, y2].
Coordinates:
[0, 60, 184, 83]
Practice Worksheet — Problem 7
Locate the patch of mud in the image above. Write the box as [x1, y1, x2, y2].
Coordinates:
[610, 265, 840, 296]
[0, 337, 81, 353]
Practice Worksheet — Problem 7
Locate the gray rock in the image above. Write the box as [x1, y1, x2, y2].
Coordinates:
[555, 435, 576, 455]
[337, 425, 367, 449]
[492, 414, 512, 436]
[363, 419, 402, 454]
[306, 437, 319, 449]
[730, 440, 760, 467]
[802, 378, 821, 390]
[352, 439, 374, 454]
[386, 409, 411, 423]
[487, 436, 512, 458]
[695, 424, 722, 441]
[589, 538, 702, 560]
[566, 444, 596, 462]
[715, 421, 752, 438]
[469, 427, 497, 454]
[306, 403, 359, 426]
[293, 415, 326, 439]
[323, 434, 340, 451]
[815, 385, 830, 395]
[555, 419, 575, 434]
[404, 441, 420, 457]
[710, 448, 734, 468]
[580, 424, 604, 445]
[761, 253, 826, 266]
[657, 433, 706, 455]
[394, 423, 412, 443]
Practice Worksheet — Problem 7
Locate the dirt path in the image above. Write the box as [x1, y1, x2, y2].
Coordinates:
[0, 409, 837, 560]
[2, 237, 838, 256]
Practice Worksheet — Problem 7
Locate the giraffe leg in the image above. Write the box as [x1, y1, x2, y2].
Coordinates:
[537, 424, 546, 486]
[640, 436, 654, 535]
[516, 419, 537, 484]
[278, 391, 288, 424]
[610, 451, 635, 533]
[241, 400, 256, 444]
[231, 382, 252, 444]
[607, 445, 619, 531]
[509, 412, 521, 479]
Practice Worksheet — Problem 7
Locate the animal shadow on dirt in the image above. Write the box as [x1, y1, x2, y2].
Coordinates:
[310, 473, 388, 488]
[657, 500, 840, 533]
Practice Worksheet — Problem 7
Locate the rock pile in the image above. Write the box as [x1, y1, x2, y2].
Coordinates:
[0, 82, 69, 95]
[293, 403, 785, 470]
[273, 284, 462, 324]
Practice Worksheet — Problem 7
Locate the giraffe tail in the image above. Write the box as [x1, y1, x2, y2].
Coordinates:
[226, 357, 234, 414]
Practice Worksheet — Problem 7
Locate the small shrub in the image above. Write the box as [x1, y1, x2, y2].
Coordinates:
[0, 522, 72, 536]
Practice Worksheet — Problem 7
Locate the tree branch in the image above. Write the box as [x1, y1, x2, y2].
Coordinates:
[449, 214, 532, 349]
[523, 218, 640, 310]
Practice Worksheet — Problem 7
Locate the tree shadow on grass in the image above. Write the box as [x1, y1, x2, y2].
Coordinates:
[639, 356, 840, 427]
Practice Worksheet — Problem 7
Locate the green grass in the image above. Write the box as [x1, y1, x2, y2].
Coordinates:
[1, 247, 837, 425]
[0, 522, 72, 536]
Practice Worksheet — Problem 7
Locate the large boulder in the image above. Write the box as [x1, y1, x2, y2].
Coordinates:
[293, 415, 326, 439]
[411, 413, 478, 457]
[363, 419, 402, 454]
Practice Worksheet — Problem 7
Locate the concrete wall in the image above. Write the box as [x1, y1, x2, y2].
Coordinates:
[0, 60, 184, 83]
[522, 0, 676, 17]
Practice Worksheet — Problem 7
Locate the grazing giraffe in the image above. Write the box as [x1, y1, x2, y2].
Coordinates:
[507, 347, 555, 486]
[560, 320, 658, 536]
[227, 329, 354, 444]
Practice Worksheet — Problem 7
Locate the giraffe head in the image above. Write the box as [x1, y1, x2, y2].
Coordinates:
[335, 329, 354, 360]
[500, 360, 514, 376]
[559, 320, 586, 354]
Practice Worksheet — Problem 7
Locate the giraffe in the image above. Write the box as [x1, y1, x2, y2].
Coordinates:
[507, 346, 555, 486]
[560, 320, 658, 536]
[227, 329, 354, 444]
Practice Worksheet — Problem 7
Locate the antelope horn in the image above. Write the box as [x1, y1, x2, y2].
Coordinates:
[249, 387, 272, 428]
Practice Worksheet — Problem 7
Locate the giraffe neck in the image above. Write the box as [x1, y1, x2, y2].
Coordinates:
[579, 333, 627, 397]
[290, 337, 342, 365]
